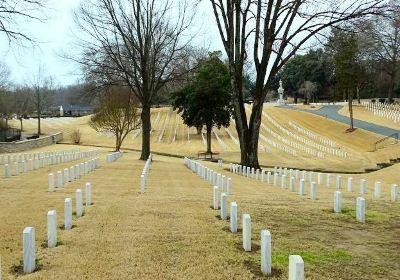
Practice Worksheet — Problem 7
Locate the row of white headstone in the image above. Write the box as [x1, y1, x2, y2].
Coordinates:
[264, 112, 347, 158]
[48, 158, 100, 191]
[271, 166, 399, 202]
[4, 149, 100, 179]
[158, 111, 170, 142]
[106, 151, 123, 163]
[231, 164, 399, 222]
[363, 102, 400, 123]
[0, 148, 82, 165]
[259, 132, 298, 156]
[261, 122, 325, 158]
[140, 154, 153, 193]
[184, 158, 304, 279]
[212, 129, 228, 150]
[288, 120, 337, 148]
[21, 183, 93, 274]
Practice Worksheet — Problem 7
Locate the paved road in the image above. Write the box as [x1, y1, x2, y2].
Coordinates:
[281, 105, 399, 138]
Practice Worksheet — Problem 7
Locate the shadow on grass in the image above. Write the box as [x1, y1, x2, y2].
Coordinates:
[10, 259, 43, 275]
[243, 260, 283, 278]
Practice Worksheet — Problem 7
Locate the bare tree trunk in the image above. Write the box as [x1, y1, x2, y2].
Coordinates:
[356, 85, 361, 104]
[349, 89, 354, 130]
[140, 105, 151, 160]
[19, 118, 23, 131]
[206, 124, 212, 154]
[37, 115, 41, 135]
[388, 71, 396, 103]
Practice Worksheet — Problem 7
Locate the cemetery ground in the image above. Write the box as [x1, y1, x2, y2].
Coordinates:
[10, 105, 400, 172]
[1, 146, 400, 279]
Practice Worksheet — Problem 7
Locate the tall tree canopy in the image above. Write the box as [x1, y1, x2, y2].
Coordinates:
[171, 52, 232, 154]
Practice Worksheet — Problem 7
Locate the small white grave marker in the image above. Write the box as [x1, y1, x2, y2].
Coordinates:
[230, 202, 237, 233]
[310, 182, 316, 200]
[242, 214, 251, 252]
[347, 177, 353, 192]
[356, 197, 366, 223]
[85, 182, 92, 206]
[64, 198, 72, 230]
[360, 179, 367, 194]
[76, 189, 83, 218]
[23, 227, 36, 273]
[213, 186, 219, 210]
[334, 191, 342, 213]
[220, 193, 227, 220]
[299, 179, 305, 196]
[48, 173, 54, 192]
[47, 210, 57, 248]
[374, 181, 381, 199]
[289, 255, 304, 280]
[391, 184, 398, 202]
[261, 230, 272, 276]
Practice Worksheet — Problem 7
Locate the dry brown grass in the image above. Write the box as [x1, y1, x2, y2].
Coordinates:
[1, 148, 400, 279]
[9, 106, 400, 173]
[339, 105, 400, 130]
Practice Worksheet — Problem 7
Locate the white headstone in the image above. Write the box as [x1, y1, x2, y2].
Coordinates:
[356, 197, 366, 223]
[391, 184, 398, 202]
[334, 191, 342, 213]
[226, 178, 232, 195]
[63, 168, 69, 183]
[299, 179, 305, 196]
[310, 182, 316, 200]
[76, 189, 83, 218]
[220, 193, 227, 220]
[267, 172, 272, 184]
[23, 227, 36, 273]
[289, 255, 304, 280]
[64, 198, 73, 230]
[213, 186, 219, 210]
[4, 164, 10, 178]
[374, 181, 381, 199]
[326, 174, 331, 187]
[281, 174, 286, 189]
[243, 214, 251, 251]
[289, 176, 295, 192]
[230, 202, 237, 233]
[13, 162, 19, 176]
[48, 173, 54, 192]
[360, 179, 367, 194]
[85, 182, 92, 206]
[47, 210, 57, 248]
[57, 171, 63, 188]
[336, 175, 342, 190]
[347, 177, 353, 192]
[273, 173, 278, 187]
[260, 230, 272, 276]
[317, 173, 322, 185]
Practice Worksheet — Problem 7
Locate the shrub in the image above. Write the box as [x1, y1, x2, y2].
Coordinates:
[71, 129, 82, 144]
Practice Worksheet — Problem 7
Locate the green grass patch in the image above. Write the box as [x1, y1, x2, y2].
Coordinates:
[272, 249, 351, 267]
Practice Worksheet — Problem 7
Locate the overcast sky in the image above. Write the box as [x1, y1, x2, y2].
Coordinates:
[0, 0, 222, 87]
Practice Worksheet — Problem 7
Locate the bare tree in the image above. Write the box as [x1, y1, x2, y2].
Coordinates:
[0, 0, 47, 44]
[31, 65, 54, 135]
[359, 2, 400, 102]
[13, 86, 34, 131]
[74, 0, 194, 160]
[90, 86, 141, 151]
[298, 81, 318, 104]
[210, 0, 389, 168]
